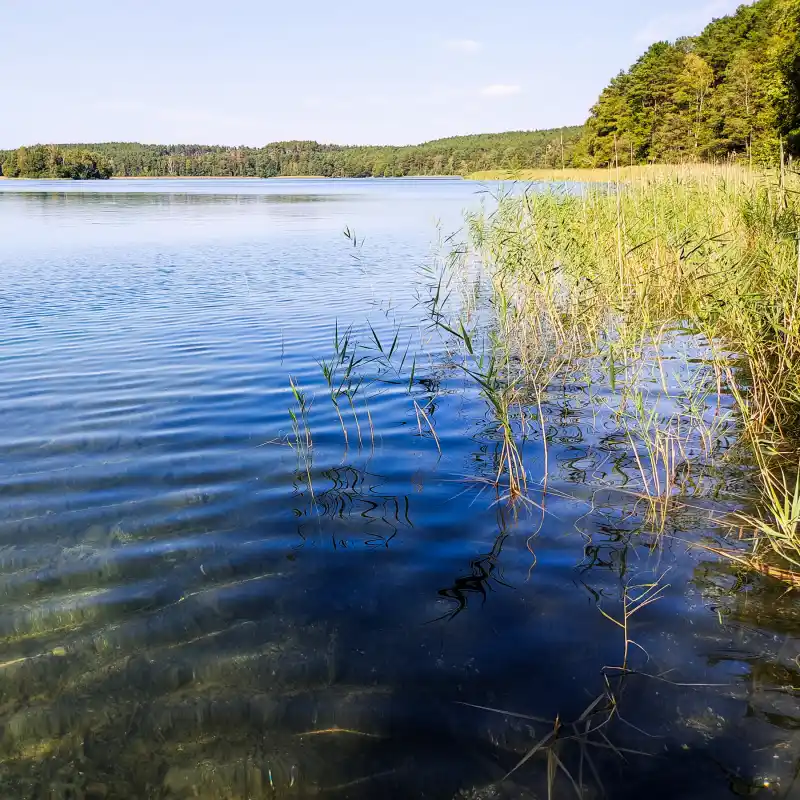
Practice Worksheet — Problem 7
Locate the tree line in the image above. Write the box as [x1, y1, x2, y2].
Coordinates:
[1, 146, 112, 179]
[579, 0, 800, 165]
[0, 129, 583, 180]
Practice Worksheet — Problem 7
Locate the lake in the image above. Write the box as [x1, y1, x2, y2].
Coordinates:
[0, 178, 797, 799]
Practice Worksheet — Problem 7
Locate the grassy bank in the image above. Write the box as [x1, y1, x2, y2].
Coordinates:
[463, 165, 800, 582]
[467, 163, 757, 183]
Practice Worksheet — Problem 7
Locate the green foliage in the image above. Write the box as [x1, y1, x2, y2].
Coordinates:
[582, 0, 800, 165]
[0, 129, 584, 179]
[0, 145, 112, 179]
[473, 165, 800, 575]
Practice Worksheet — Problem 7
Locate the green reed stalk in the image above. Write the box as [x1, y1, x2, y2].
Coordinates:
[470, 164, 800, 580]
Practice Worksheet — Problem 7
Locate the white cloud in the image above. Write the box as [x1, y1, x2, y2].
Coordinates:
[479, 84, 522, 98]
[635, 0, 742, 44]
[445, 38, 483, 54]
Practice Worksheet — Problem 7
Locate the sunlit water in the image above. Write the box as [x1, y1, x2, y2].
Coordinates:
[0, 179, 797, 799]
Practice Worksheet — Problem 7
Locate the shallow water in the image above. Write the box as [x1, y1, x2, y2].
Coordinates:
[0, 178, 797, 799]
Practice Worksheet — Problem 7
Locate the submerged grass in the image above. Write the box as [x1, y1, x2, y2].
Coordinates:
[467, 163, 800, 582]
[458, 572, 669, 798]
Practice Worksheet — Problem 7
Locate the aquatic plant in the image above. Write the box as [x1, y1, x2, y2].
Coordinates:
[457, 571, 669, 798]
[288, 376, 315, 498]
[318, 320, 372, 450]
[468, 162, 800, 581]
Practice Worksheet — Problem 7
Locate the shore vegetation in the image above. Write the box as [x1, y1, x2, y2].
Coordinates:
[0, 129, 583, 180]
[0, 146, 112, 180]
[463, 162, 800, 585]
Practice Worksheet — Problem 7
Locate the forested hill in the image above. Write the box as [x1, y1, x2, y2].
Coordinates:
[580, 0, 800, 165]
[0, 128, 583, 179]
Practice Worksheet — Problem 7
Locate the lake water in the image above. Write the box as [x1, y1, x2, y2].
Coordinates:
[0, 178, 797, 799]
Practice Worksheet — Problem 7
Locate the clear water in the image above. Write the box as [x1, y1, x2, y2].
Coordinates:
[0, 178, 797, 799]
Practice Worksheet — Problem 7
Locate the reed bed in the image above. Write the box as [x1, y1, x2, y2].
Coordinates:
[467, 162, 756, 184]
[467, 164, 800, 582]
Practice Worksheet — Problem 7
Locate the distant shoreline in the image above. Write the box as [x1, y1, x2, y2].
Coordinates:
[1, 174, 465, 181]
[112, 175, 264, 180]
[109, 175, 462, 180]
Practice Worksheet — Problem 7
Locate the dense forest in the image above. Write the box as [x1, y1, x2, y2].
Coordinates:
[581, 0, 800, 165]
[0, 129, 583, 179]
[0, 147, 112, 179]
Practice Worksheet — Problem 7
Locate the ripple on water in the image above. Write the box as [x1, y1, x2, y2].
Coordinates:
[0, 182, 797, 799]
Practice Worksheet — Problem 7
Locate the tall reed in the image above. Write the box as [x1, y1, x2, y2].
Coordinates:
[469, 165, 800, 580]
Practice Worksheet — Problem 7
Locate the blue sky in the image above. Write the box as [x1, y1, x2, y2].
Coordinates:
[2, 0, 744, 147]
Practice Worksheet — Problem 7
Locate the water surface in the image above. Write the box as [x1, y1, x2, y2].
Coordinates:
[0, 178, 797, 799]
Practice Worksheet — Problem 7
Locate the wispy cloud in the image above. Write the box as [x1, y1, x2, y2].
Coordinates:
[445, 38, 483, 54]
[634, 0, 742, 44]
[479, 84, 522, 98]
